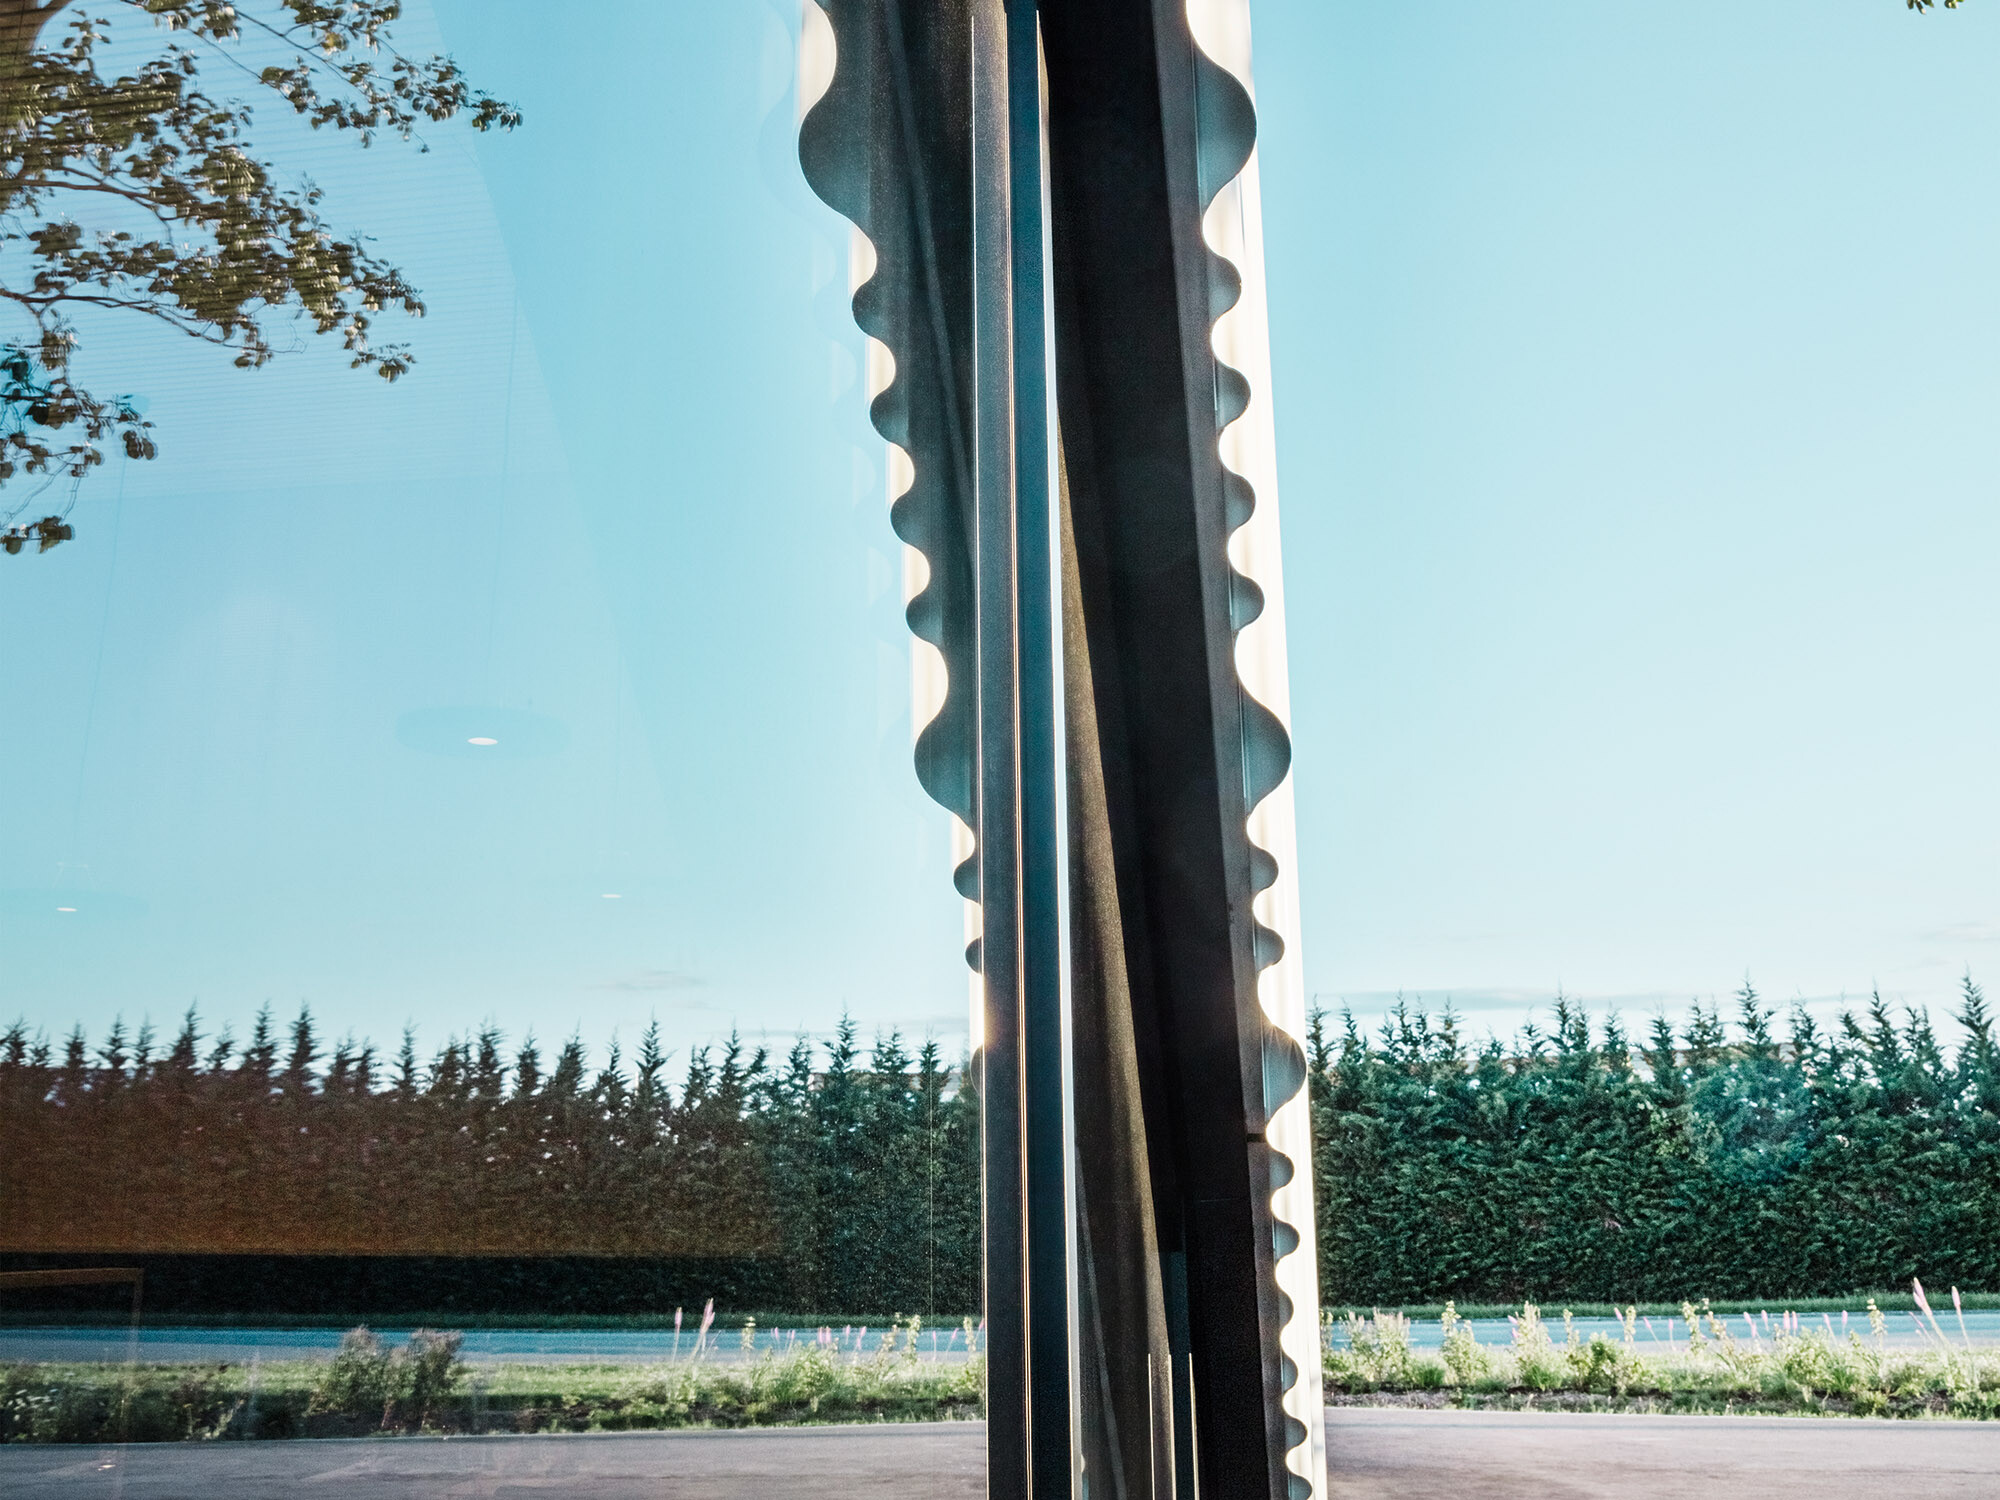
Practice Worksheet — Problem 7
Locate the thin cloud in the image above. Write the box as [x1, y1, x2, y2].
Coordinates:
[596, 969, 705, 992]
[1923, 922, 2000, 945]
[1314, 988, 1568, 1016]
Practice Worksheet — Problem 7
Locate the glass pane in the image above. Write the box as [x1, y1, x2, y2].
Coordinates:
[1257, 0, 2000, 1473]
[1, 0, 980, 1483]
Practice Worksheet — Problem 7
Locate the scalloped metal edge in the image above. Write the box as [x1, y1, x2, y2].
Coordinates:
[798, 4, 1323, 1487]
[795, 0, 983, 995]
[1186, 3, 1328, 1495]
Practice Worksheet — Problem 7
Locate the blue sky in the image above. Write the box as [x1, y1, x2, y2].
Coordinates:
[1260, 0, 2000, 1041]
[0, 1, 1995, 1068]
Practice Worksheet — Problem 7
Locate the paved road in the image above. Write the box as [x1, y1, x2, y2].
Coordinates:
[0, 1424, 985, 1499]
[0, 1326, 978, 1366]
[1329, 1408, 2000, 1498]
[2, 1409, 1997, 1498]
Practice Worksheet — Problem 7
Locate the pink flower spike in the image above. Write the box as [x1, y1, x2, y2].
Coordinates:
[1954, 1286, 1965, 1316]
[1913, 1278, 1932, 1319]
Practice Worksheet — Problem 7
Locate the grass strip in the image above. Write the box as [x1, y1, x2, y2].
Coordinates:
[1, 1324, 982, 1443]
[1325, 1300, 2000, 1420]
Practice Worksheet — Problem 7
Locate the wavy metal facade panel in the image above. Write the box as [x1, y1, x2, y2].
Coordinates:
[796, 2, 1320, 1493]
[1187, 2, 1328, 1489]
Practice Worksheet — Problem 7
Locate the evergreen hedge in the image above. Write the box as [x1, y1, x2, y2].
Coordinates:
[1311, 979, 2000, 1305]
[0, 1012, 980, 1317]
[6, 976, 1999, 1316]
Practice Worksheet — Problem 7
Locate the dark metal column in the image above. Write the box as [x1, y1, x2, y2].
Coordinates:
[972, 3, 1026, 1492]
[978, 1, 1071, 1494]
[1007, 7, 1072, 1500]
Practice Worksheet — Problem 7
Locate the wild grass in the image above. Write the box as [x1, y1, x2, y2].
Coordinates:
[0, 1317, 983, 1443]
[1324, 1282, 2000, 1418]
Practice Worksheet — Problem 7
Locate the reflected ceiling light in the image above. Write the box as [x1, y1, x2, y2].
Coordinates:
[55, 906, 75, 913]
[601, 893, 621, 900]
[398, 708, 567, 760]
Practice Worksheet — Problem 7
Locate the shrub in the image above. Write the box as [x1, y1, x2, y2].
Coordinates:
[1337, 1312, 1415, 1390]
[309, 1328, 393, 1420]
[394, 1330, 467, 1427]
[308, 1327, 466, 1430]
[1565, 1336, 1638, 1394]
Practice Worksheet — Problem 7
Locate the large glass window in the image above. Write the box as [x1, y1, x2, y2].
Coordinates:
[1, 0, 978, 1472]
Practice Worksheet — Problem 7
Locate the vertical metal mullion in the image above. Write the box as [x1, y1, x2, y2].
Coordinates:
[1008, 0, 1071, 1494]
[979, 1, 1070, 1495]
[971, 1, 1026, 1496]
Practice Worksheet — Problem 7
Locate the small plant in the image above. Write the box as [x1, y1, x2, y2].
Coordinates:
[1565, 1335, 1638, 1394]
[769, 1345, 839, 1412]
[1438, 1301, 1489, 1388]
[1511, 1304, 1564, 1391]
[393, 1331, 467, 1429]
[1342, 1311, 1415, 1388]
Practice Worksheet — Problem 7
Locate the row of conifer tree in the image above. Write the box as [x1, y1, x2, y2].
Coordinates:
[5, 979, 2000, 1312]
[1310, 979, 2000, 1303]
[0, 1012, 980, 1315]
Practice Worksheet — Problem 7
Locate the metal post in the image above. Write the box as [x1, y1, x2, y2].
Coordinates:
[972, 0, 1026, 1492]
[1007, 3, 1072, 1498]
[977, 0, 1069, 1494]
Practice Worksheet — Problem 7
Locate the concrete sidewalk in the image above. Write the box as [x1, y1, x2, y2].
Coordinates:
[1, 1408, 1997, 1498]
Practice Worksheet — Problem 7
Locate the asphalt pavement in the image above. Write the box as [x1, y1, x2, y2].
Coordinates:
[1, 1408, 1997, 1498]
[0, 1326, 975, 1366]
[1326, 1408, 2000, 1499]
